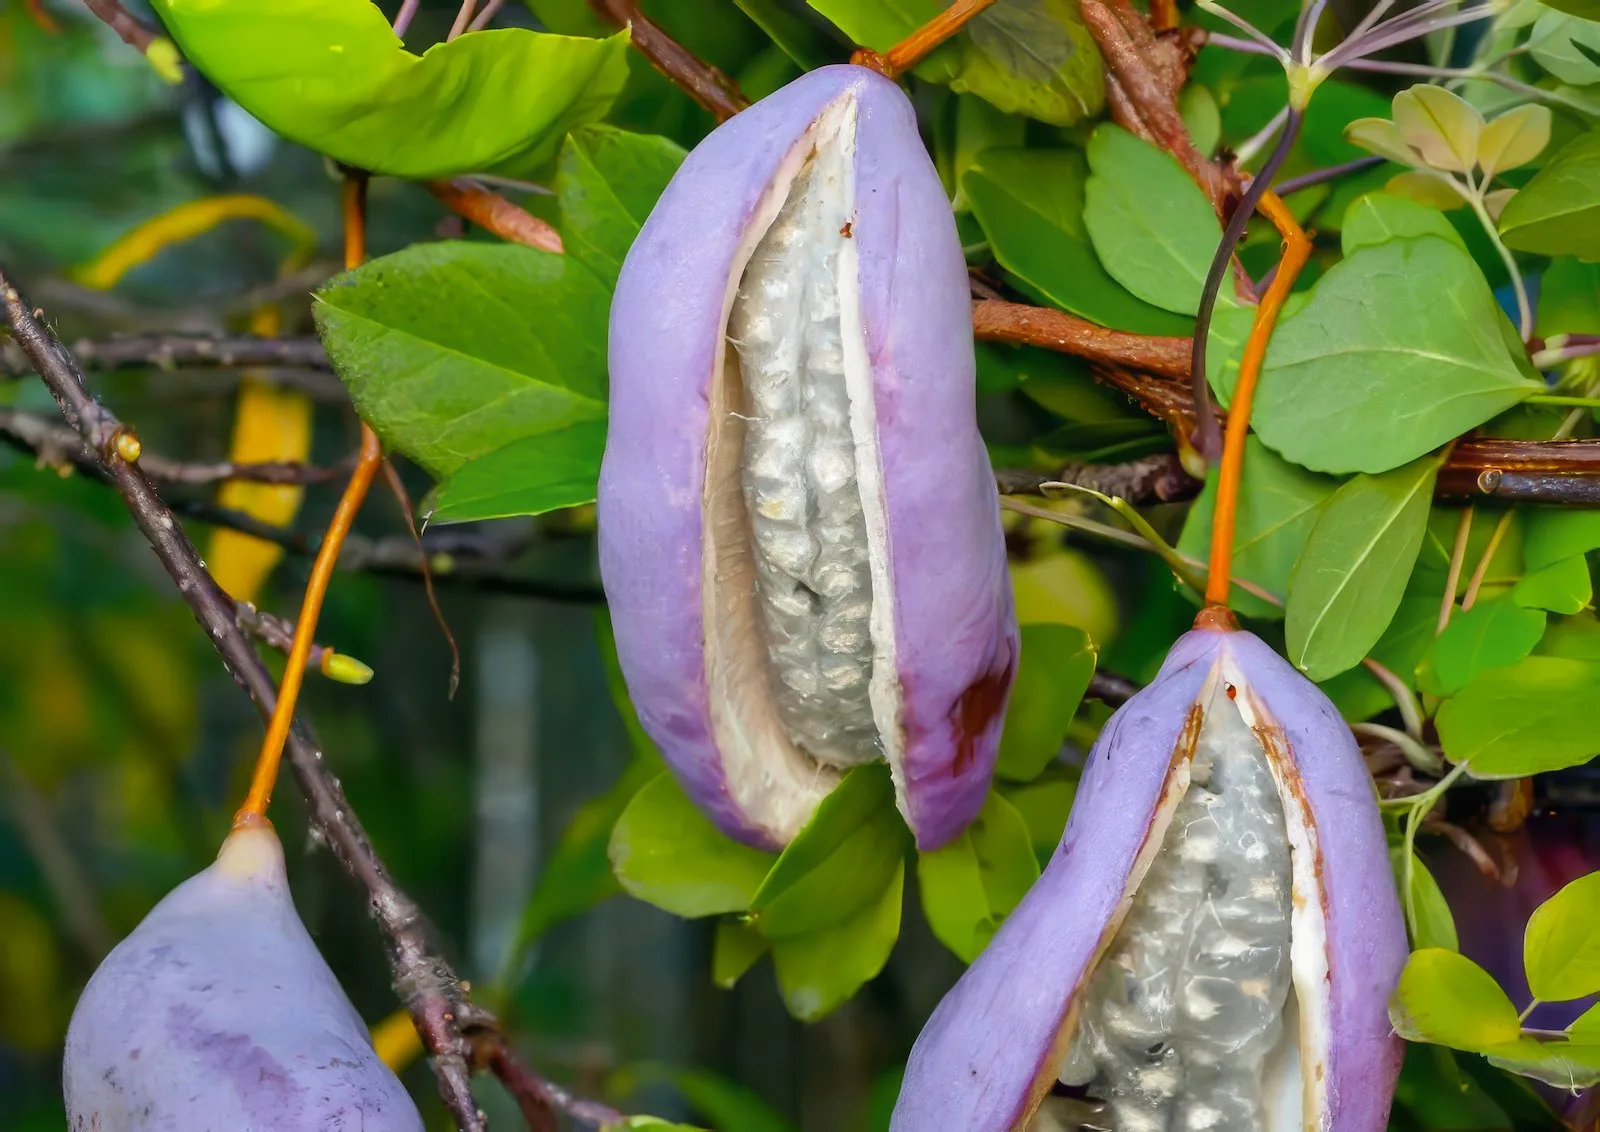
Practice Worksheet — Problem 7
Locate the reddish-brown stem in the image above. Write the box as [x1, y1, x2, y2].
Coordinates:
[427, 180, 564, 254]
[589, 0, 748, 122]
[234, 175, 385, 827]
[850, 0, 999, 78]
[1204, 191, 1311, 610]
[972, 299, 1191, 379]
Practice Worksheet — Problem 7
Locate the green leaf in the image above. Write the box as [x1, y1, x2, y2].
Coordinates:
[998, 762, 1079, 866]
[1572, 1002, 1600, 1038]
[1413, 853, 1461, 952]
[963, 149, 1188, 334]
[734, 0, 840, 71]
[507, 753, 659, 967]
[995, 623, 1096, 781]
[1542, 0, 1600, 18]
[669, 1068, 795, 1132]
[610, 1120, 708, 1132]
[1286, 454, 1440, 681]
[314, 242, 609, 478]
[1530, 12, 1600, 86]
[1083, 125, 1223, 316]
[150, 0, 629, 178]
[1253, 238, 1543, 474]
[1483, 1038, 1600, 1089]
[1204, 292, 1310, 409]
[1179, 85, 1221, 157]
[712, 919, 770, 989]
[915, 792, 1040, 962]
[1500, 131, 1600, 262]
[1512, 555, 1592, 615]
[1178, 437, 1337, 619]
[1422, 595, 1547, 696]
[1390, 948, 1523, 1051]
[1525, 871, 1600, 1002]
[430, 422, 605, 523]
[749, 763, 913, 939]
[608, 773, 778, 918]
[1524, 509, 1600, 570]
[1435, 656, 1600, 778]
[1538, 257, 1600, 337]
[1341, 193, 1468, 256]
[917, 0, 1105, 127]
[557, 125, 686, 287]
[1539, 614, 1600, 661]
[770, 863, 903, 1021]
[811, 0, 1104, 126]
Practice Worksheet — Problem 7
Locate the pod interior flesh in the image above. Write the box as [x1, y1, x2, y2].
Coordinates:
[706, 92, 896, 838]
[892, 629, 1405, 1132]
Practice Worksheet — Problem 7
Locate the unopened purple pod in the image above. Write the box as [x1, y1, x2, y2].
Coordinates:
[64, 825, 423, 1132]
[598, 64, 1018, 853]
[893, 623, 1408, 1131]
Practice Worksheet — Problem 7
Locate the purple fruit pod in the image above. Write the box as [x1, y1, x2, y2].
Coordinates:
[64, 825, 423, 1132]
[893, 626, 1408, 1131]
[598, 63, 1018, 853]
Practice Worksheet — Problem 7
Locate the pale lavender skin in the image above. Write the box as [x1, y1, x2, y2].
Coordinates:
[892, 628, 1408, 1131]
[64, 835, 422, 1132]
[598, 64, 1017, 852]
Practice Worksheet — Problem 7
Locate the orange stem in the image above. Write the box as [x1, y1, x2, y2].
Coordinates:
[234, 174, 384, 828]
[851, 0, 998, 78]
[1204, 190, 1312, 610]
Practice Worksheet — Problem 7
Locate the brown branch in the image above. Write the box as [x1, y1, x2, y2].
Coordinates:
[465, 1014, 627, 1132]
[996, 452, 1200, 505]
[0, 408, 344, 486]
[1438, 439, 1600, 505]
[1085, 670, 1141, 707]
[974, 298, 1190, 380]
[0, 270, 618, 1132]
[234, 600, 354, 680]
[590, 0, 748, 122]
[1079, 0, 1230, 214]
[3, 334, 332, 377]
[427, 180, 564, 254]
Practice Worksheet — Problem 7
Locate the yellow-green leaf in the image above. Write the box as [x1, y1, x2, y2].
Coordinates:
[1390, 948, 1522, 1051]
[1525, 871, 1600, 1002]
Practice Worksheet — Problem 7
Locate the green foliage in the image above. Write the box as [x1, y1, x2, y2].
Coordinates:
[769, 864, 903, 1022]
[916, 791, 1038, 962]
[962, 149, 1188, 333]
[1435, 656, 1600, 777]
[1500, 131, 1600, 261]
[994, 623, 1096, 781]
[152, 0, 629, 177]
[557, 125, 687, 286]
[1178, 437, 1336, 618]
[1524, 872, 1600, 1002]
[1391, 948, 1523, 1049]
[1420, 595, 1546, 696]
[1340, 194, 1466, 256]
[1285, 454, 1440, 681]
[315, 241, 609, 478]
[1252, 238, 1543, 474]
[749, 764, 912, 939]
[1083, 125, 1223, 316]
[999, 764, 1079, 866]
[809, 0, 1104, 125]
[609, 774, 778, 917]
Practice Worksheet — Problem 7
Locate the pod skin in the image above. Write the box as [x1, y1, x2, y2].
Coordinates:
[892, 627, 1408, 1131]
[599, 64, 1017, 852]
[64, 825, 423, 1132]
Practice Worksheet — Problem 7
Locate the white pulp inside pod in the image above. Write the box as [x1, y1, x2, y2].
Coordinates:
[1030, 671, 1331, 1132]
[701, 92, 901, 844]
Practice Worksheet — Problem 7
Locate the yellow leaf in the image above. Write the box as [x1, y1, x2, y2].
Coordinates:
[74, 195, 315, 291]
[1478, 104, 1552, 180]
[1393, 85, 1484, 175]
[1345, 117, 1420, 167]
[1386, 170, 1469, 211]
